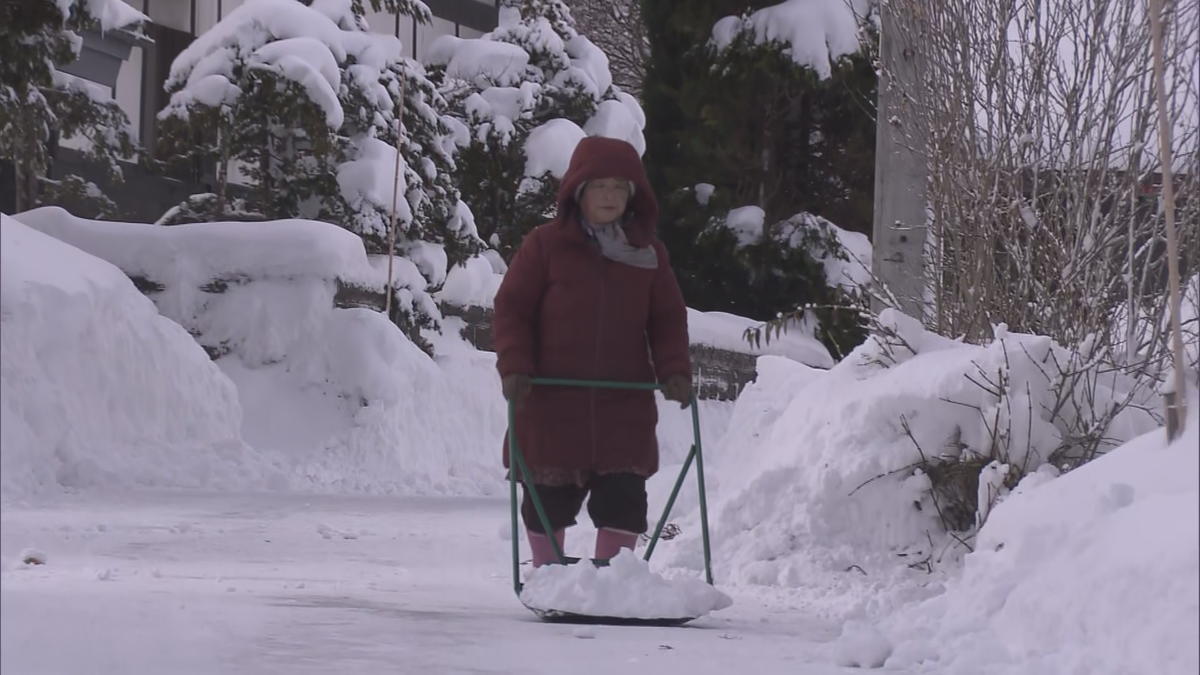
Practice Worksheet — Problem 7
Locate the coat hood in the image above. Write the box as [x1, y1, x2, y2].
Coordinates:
[557, 136, 658, 246]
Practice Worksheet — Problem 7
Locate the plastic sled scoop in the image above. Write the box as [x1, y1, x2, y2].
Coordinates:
[516, 555, 700, 626]
[506, 378, 716, 626]
[522, 602, 698, 627]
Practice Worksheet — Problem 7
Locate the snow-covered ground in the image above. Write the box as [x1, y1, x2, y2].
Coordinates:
[3, 208, 1196, 674]
[0, 491, 855, 675]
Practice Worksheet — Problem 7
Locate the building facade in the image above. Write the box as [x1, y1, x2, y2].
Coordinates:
[1, 0, 498, 220]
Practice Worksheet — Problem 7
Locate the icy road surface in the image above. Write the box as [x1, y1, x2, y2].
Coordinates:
[1, 492, 861, 675]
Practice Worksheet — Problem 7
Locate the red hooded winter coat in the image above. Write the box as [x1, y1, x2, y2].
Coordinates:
[493, 136, 692, 485]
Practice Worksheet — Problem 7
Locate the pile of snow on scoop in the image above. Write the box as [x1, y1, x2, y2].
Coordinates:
[520, 550, 733, 620]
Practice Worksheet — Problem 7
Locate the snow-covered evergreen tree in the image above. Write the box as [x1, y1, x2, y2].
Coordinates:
[1, 0, 143, 214]
[158, 0, 482, 337]
[426, 0, 645, 260]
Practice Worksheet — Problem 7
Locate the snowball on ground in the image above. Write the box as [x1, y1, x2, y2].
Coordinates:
[711, 0, 870, 79]
[519, 549, 732, 620]
[0, 214, 279, 497]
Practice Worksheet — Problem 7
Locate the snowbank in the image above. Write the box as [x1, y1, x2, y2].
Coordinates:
[14, 208, 734, 497]
[13, 206, 438, 360]
[874, 403, 1199, 674]
[0, 214, 282, 499]
[520, 549, 732, 620]
[655, 310, 1161, 620]
[689, 309, 834, 369]
[14, 207, 387, 288]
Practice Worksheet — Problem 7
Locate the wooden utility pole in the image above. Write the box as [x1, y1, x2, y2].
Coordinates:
[870, 0, 929, 321]
[1147, 0, 1188, 440]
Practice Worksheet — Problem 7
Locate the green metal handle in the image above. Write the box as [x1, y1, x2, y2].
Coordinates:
[508, 377, 714, 595]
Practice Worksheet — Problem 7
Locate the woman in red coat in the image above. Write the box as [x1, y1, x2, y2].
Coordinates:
[492, 135, 693, 567]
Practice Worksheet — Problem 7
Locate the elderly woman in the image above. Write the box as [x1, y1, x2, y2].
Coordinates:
[493, 136, 693, 567]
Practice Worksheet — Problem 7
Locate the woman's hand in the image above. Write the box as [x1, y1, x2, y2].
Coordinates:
[502, 373, 533, 409]
[662, 375, 692, 409]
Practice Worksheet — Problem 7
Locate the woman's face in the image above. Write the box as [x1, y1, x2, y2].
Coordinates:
[580, 178, 631, 224]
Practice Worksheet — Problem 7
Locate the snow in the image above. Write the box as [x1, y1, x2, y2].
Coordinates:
[695, 182, 715, 206]
[654, 309, 1162, 623]
[4, 208, 732, 499]
[520, 549, 733, 620]
[724, 206, 765, 246]
[876, 402, 1199, 674]
[5, 141, 1192, 673]
[720, 208, 872, 292]
[430, 2, 647, 170]
[337, 136, 414, 234]
[689, 309, 835, 369]
[425, 36, 532, 88]
[0, 492, 851, 675]
[583, 99, 646, 155]
[57, 0, 148, 33]
[778, 212, 872, 291]
[248, 36, 344, 127]
[12, 207, 389, 291]
[524, 118, 588, 178]
[162, 0, 357, 131]
[0, 214, 279, 498]
[711, 0, 871, 79]
[436, 253, 504, 307]
[832, 619, 893, 668]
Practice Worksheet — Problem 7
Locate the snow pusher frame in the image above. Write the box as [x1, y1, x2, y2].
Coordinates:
[508, 377, 714, 626]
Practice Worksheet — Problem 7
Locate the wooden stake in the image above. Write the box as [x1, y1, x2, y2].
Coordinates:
[385, 76, 406, 319]
[1147, 0, 1188, 440]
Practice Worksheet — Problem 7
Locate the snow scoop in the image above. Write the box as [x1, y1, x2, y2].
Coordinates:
[507, 377, 715, 626]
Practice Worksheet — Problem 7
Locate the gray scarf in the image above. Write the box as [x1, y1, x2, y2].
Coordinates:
[580, 217, 658, 269]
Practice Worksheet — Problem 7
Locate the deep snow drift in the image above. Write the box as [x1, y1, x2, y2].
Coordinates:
[870, 404, 1198, 674]
[655, 310, 1165, 623]
[3, 208, 734, 498]
[0, 215, 283, 498]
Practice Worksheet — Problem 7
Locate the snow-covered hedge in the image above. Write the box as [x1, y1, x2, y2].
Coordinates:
[12, 206, 437, 357]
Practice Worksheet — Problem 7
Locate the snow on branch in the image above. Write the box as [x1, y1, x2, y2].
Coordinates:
[710, 0, 875, 79]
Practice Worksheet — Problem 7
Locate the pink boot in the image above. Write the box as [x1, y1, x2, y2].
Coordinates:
[527, 528, 566, 567]
[594, 527, 639, 561]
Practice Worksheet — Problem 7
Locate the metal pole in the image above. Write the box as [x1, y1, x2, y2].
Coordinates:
[690, 392, 714, 586]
